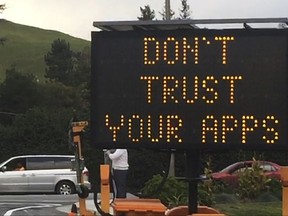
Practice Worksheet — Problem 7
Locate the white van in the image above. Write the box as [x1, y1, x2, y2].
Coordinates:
[0, 155, 90, 195]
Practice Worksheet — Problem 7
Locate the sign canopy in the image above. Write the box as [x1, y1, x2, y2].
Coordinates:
[91, 23, 288, 150]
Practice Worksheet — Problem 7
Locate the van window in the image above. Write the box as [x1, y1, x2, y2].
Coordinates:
[54, 157, 73, 169]
[4, 158, 26, 171]
[28, 157, 55, 170]
[27, 157, 73, 170]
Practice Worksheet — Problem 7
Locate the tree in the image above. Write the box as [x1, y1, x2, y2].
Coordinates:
[44, 39, 90, 87]
[0, 4, 5, 11]
[159, 0, 175, 20]
[0, 67, 41, 115]
[159, 7, 175, 20]
[138, 5, 155, 20]
[44, 39, 74, 86]
[71, 46, 90, 87]
[2, 107, 76, 157]
[179, 0, 192, 20]
[0, 37, 5, 46]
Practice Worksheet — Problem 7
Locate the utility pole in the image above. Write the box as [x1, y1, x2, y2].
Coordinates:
[166, 0, 174, 177]
[165, 0, 171, 20]
[165, 0, 175, 177]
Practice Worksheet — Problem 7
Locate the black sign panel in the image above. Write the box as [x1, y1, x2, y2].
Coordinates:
[91, 29, 288, 150]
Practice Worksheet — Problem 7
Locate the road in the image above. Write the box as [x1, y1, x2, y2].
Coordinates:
[0, 194, 80, 216]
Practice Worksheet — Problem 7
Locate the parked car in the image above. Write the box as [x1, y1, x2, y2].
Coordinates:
[210, 160, 281, 187]
[0, 155, 90, 195]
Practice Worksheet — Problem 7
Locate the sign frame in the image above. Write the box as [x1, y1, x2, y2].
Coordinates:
[91, 28, 288, 151]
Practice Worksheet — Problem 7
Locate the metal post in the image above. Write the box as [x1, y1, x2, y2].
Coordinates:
[186, 150, 200, 214]
[168, 151, 175, 177]
[281, 167, 288, 216]
[71, 121, 95, 216]
[165, 0, 171, 20]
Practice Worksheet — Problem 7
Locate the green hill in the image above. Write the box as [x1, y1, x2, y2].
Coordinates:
[0, 19, 90, 82]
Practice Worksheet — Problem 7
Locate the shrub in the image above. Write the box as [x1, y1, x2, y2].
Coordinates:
[140, 159, 220, 208]
[198, 181, 215, 206]
[266, 178, 282, 200]
[236, 159, 271, 200]
[140, 174, 188, 208]
[198, 158, 215, 206]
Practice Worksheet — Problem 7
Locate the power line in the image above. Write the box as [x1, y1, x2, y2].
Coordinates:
[0, 111, 25, 116]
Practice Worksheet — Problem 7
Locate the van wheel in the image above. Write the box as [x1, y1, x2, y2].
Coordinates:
[56, 181, 75, 195]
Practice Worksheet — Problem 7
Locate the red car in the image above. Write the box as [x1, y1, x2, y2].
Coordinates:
[211, 161, 281, 187]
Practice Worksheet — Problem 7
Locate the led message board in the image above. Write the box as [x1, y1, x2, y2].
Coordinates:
[91, 29, 288, 150]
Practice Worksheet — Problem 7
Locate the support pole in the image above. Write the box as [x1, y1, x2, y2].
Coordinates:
[281, 166, 288, 216]
[71, 121, 95, 216]
[100, 164, 110, 213]
[186, 150, 201, 214]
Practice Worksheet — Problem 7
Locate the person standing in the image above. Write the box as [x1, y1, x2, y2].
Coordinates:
[106, 149, 129, 198]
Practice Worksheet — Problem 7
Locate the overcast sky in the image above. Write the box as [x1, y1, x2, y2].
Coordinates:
[1, 0, 287, 41]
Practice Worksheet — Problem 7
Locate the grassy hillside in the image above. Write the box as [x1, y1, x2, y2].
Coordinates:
[0, 19, 90, 82]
